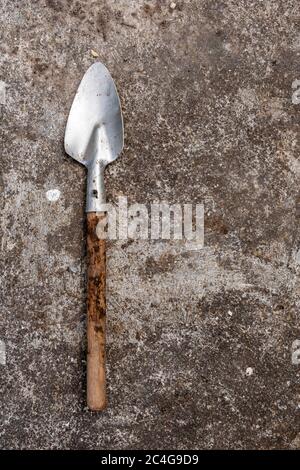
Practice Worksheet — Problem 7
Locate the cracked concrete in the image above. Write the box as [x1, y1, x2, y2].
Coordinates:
[0, 0, 300, 449]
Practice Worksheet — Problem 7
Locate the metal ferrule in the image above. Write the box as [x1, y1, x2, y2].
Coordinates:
[86, 161, 106, 212]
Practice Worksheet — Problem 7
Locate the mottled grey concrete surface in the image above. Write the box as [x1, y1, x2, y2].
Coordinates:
[1, 0, 300, 450]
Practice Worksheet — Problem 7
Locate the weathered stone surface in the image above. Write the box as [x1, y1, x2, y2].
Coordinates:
[0, 0, 300, 449]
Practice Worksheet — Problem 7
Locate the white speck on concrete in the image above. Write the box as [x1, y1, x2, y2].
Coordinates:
[246, 367, 254, 376]
[170, 2, 176, 9]
[223, 42, 232, 52]
[46, 189, 61, 202]
[0, 340, 6, 365]
[0, 80, 7, 105]
[292, 78, 300, 91]
[228, 310, 233, 316]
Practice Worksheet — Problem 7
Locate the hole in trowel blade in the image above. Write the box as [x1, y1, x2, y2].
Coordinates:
[92, 189, 98, 198]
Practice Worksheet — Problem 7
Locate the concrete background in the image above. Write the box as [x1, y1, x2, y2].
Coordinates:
[0, 0, 300, 449]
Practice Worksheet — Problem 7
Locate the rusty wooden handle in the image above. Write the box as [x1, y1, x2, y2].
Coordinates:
[86, 212, 107, 411]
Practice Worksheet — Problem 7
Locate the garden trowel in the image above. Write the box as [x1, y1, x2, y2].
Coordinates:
[64, 62, 124, 410]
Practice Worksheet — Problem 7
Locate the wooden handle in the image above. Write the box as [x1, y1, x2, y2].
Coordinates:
[86, 212, 107, 410]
